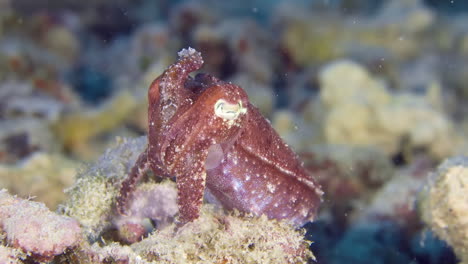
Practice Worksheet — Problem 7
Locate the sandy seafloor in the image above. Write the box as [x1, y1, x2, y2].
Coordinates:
[1, 0, 468, 263]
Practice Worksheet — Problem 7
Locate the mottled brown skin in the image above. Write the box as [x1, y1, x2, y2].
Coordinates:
[117, 48, 322, 226]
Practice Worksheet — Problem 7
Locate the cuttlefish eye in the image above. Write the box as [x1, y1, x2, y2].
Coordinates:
[214, 99, 247, 120]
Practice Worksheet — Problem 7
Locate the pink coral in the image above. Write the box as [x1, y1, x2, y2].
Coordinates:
[0, 189, 82, 261]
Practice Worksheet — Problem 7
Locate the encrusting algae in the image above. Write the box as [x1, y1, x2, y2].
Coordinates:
[132, 206, 313, 264]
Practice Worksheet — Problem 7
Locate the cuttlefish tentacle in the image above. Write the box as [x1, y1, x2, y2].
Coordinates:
[116, 149, 150, 215]
[155, 48, 204, 127]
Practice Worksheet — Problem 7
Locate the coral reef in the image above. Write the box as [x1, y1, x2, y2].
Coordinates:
[2, 0, 468, 263]
[420, 157, 468, 264]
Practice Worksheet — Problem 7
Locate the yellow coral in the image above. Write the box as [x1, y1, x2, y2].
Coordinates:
[420, 157, 468, 264]
[52, 91, 138, 158]
[316, 60, 457, 159]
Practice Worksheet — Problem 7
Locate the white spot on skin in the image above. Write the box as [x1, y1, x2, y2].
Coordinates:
[267, 183, 276, 193]
[232, 179, 243, 191]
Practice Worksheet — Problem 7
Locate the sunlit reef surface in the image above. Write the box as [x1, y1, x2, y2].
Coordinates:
[1, 0, 467, 263]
